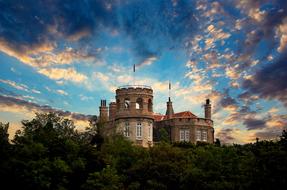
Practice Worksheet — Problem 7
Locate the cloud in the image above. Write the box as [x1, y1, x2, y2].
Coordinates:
[0, 94, 92, 123]
[276, 17, 287, 52]
[38, 67, 87, 83]
[120, 0, 197, 62]
[136, 56, 158, 68]
[243, 118, 267, 130]
[56, 89, 68, 96]
[203, 51, 222, 69]
[225, 66, 241, 80]
[93, 72, 109, 82]
[243, 53, 287, 107]
[0, 37, 55, 67]
[0, 79, 29, 92]
[0, 0, 199, 69]
[216, 128, 235, 144]
[0, 0, 110, 50]
[33, 47, 100, 67]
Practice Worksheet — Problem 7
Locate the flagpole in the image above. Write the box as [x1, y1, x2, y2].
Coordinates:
[169, 81, 171, 101]
[133, 64, 135, 86]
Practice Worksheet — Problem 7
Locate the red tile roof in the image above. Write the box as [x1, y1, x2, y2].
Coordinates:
[153, 111, 197, 121]
[173, 111, 197, 118]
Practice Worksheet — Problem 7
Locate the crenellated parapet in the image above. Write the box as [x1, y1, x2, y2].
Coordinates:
[115, 85, 153, 120]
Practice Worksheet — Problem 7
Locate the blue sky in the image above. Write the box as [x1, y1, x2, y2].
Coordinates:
[0, 0, 287, 144]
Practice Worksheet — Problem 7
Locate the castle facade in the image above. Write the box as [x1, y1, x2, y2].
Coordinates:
[99, 85, 214, 147]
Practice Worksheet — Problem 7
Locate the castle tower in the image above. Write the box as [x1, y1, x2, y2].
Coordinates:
[165, 97, 174, 119]
[109, 102, 117, 121]
[204, 99, 211, 119]
[99, 99, 108, 122]
[115, 85, 154, 147]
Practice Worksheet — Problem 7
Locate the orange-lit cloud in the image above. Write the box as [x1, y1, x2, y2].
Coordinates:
[38, 67, 87, 83]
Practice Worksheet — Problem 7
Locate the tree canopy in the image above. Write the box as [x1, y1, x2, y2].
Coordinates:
[0, 113, 286, 190]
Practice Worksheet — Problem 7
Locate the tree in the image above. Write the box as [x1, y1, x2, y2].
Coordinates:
[280, 130, 287, 149]
[0, 122, 10, 149]
[159, 128, 170, 143]
[88, 115, 104, 150]
[82, 165, 123, 190]
[215, 138, 221, 147]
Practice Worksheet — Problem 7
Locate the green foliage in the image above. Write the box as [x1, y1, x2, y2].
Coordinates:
[82, 165, 123, 190]
[0, 113, 287, 190]
[159, 127, 170, 143]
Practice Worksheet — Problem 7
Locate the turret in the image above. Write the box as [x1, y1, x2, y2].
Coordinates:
[99, 99, 108, 122]
[165, 81, 174, 119]
[166, 97, 174, 119]
[204, 99, 211, 119]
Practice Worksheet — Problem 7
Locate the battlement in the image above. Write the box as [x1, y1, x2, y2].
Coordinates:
[116, 85, 153, 96]
[118, 85, 152, 90]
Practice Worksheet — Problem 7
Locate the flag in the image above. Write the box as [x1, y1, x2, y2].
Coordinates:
[169, 81, 171, 90]
[133, 64, 135, 72]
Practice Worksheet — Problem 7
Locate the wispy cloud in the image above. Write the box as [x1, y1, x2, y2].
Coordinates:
[38, 67, 87, 83]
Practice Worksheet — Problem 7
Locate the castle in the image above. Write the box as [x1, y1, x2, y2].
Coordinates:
[99, 85, 214, 147]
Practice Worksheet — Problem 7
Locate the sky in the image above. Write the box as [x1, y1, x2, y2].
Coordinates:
[0, 0, 287, 144]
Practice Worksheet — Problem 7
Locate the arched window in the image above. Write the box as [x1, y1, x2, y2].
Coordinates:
[116, 99, 120, 110]
[136, 98, 143, 109]
[148, 99, 152, 112]
[124, 98, 130, 109]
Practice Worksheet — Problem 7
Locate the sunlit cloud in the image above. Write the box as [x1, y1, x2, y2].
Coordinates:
[38, 67, 88, 83]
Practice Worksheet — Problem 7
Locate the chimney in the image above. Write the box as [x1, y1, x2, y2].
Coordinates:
[99, 99, 108, 122]
[165, 97, 174, 119]
[109, 102, 117, 121]
[204, 99, 211, 119]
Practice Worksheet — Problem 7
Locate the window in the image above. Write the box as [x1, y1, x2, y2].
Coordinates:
[136, 122, 142, 139]
[180, 129, 190, 142]
[116, 99, 120, 110]
[196, 130, 201, 141]
[180, 130, 185, 141]
[136, 98, 143, 109]
[185, 130, 190, 141]
[148, 99, 153, 112]
[124, 98, 130, 109]
[196, 129, 208, 141]
[148, 122, 153, 141]
[124, 122, 130, 137]
[202, 130, 207, 142]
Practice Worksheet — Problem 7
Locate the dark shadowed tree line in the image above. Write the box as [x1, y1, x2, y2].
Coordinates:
[0, 113, 286, 190]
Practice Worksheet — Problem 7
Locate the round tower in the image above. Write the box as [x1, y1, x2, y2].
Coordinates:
[115, 85, 154, 147]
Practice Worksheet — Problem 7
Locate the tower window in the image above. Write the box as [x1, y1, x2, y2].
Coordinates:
[179, 129, 190, 142]
[202, 130, 207, 142]
[148, 99, 153, 112]
[136, 122, 142, 139]
[148, 122, 153, 141]
[136, 98, 143, 109]
[124, 122, 130, 137]
[124, 98, 130, 109]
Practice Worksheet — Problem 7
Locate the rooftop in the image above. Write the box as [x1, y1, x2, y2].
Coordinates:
[154, 111, 198, 121]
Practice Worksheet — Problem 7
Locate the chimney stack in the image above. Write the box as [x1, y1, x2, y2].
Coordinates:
[204, 99, 211, 119]
[99, 99, 108, 122]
